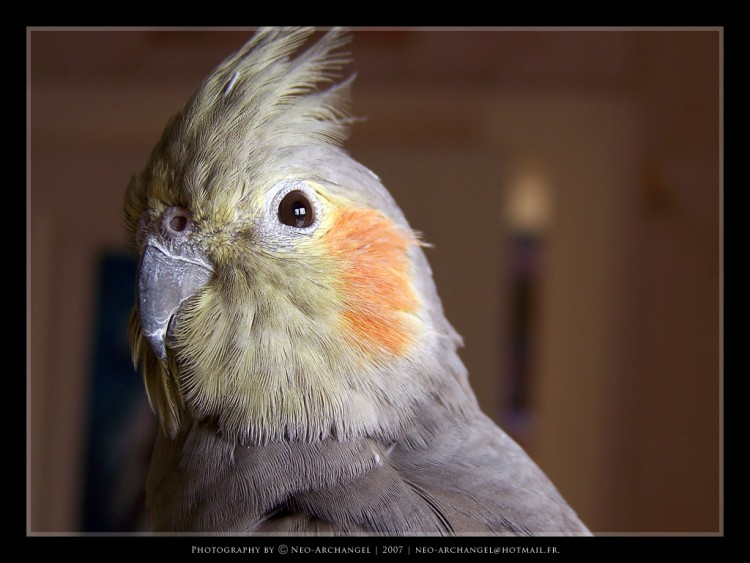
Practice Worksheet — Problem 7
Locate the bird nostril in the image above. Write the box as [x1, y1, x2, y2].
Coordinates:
[170, 215, 188, 233]
[162, 206, 193, 237]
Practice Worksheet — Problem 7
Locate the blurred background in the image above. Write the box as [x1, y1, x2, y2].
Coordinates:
[28, 28, 721, 535]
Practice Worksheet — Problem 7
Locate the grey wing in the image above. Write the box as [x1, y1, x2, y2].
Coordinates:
[388, 412, 592, 536]
[147, 421, 454, 534]
[147, 414, 589, 535]
[254, 413, 590, 536]
[253, 452, 456, 535]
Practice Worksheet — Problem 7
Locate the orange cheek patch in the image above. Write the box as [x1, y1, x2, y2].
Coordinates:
[324, 207, 420, 356]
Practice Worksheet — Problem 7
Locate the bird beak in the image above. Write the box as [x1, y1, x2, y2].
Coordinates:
[136, 241, 213, 361]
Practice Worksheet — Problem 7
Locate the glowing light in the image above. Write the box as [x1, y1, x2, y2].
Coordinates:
[505, 164, 552, 235]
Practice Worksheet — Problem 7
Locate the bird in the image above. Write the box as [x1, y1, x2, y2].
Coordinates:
[124, 26, 591, 536]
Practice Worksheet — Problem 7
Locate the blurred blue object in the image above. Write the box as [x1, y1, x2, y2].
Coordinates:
[82, 252, 156, 532]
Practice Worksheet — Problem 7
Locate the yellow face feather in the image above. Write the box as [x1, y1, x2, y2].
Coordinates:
[128, 168, 427, 442]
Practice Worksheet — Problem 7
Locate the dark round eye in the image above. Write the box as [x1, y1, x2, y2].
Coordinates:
[278, 190, 315, 229]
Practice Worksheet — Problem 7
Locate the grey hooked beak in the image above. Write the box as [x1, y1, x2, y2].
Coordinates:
[137, 241, 213, 361]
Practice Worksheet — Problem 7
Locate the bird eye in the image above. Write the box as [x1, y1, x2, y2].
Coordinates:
[278, 190, 315, 229]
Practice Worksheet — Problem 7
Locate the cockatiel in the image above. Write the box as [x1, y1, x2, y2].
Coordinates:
[124, 27, 591, 535]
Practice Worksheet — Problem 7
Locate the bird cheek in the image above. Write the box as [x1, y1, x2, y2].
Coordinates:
[323, 207, 421, 357]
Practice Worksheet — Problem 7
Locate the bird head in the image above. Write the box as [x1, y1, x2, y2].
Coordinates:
[125, 27, 469, 445]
